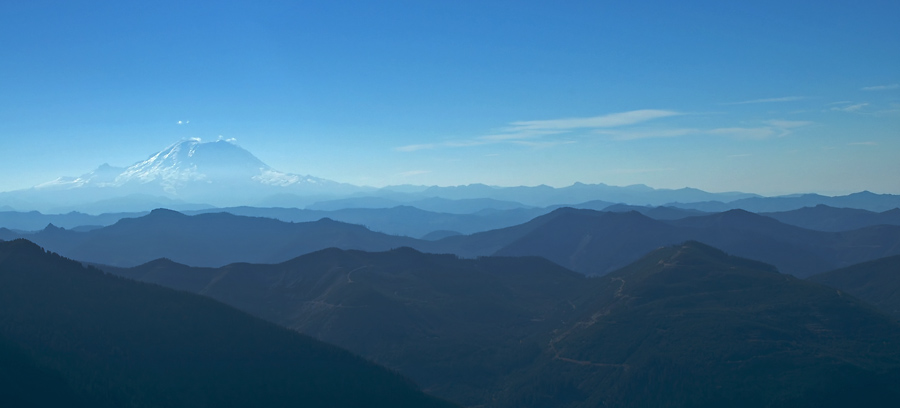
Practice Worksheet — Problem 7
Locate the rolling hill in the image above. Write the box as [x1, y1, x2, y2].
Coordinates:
[101, 242, 900, 407]
[808, 254, 900, 319]
[0, 239, 454, 407]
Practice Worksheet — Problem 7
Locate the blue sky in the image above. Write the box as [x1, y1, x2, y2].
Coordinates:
[1, 0, 898, 195]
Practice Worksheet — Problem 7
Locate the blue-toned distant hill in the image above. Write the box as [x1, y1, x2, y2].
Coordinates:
[186, 205, 548, 238]
[0, 239, 454, 407]
[670, 191, 900, 213]
[306, 196, 535, 214]
[0, 203, 693, 239]
[482, 208, 900, 277]
[0, 210, 147, 231]
[3, 209, 424, 267]
[763, 205, 900, 232]
[100, 242, 900, 408]
[6, 207, 900, 277]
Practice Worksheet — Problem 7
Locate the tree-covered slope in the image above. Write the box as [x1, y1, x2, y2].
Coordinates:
[103, 242, 900, 407]
[0, 239, 455, 408]
[808, 254, 900, 319]
[502, 242, 900, 407]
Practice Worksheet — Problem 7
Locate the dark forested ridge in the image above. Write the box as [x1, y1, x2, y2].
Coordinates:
[809, 254, 900, 319]
[0, 239, 455, 408]
[102, 242, 900, 408]
[507, 242, 900, 407]
[103, 248, 595, 405]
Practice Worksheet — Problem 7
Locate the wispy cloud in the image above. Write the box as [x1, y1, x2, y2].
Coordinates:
[861, 84, 899, 91]
[395, 109, 678, 152]
[723, 96, 806, 105]
[830, 102, 869, 112]
[394, 109, 811, 153]
[508, 110, 680, 132]
[707, 120, 812, 139]
[707, 127, 777, 139]
[848, 141, 877, 146]
[765, 120, 812, 128]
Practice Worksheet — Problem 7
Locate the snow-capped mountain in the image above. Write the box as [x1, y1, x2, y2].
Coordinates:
[4, 139, 364, 212]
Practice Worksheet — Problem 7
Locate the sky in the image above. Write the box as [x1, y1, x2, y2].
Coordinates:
[1, 0, 898, 196]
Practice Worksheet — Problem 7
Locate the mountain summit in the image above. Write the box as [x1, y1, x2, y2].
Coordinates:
[40, 139, 331, 194]
[11, 139, 364, 210]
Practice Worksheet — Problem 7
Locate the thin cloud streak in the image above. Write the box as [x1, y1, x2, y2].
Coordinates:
[707, 127, 776, 139]
[723, 96, 806, 105]
[830, 103, 869, 112]
[395, 110, 813, 152]
[509, 110, 680, 131]
[396, 109, 678, 152]
[708, 120, 811, 139]
[861, 84, 899, 91]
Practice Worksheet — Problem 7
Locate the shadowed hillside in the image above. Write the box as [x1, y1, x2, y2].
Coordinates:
[809, 255, 900, 319]
[0, 239, 455, 408]
[102, 242, 900, 407]
[494, 208, 900, 277]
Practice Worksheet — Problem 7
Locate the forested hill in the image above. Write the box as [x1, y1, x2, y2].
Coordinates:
[0, 239, 455, 408]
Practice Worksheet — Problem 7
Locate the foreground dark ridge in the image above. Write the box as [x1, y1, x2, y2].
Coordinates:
[102, 242, 900, 408]
[0, 239, 455, 408]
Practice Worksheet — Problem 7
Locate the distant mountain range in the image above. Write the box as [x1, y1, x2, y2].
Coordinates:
[3, 203, 899, 242]
[2, 139, 897, 214]
[99, 241, 900, 408]
[5, 207, 900, 278]
[0, 208, 423, 267]
[439, 208, 900, 277]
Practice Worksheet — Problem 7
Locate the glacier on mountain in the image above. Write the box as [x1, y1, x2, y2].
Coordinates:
[12, 139, 361, 211]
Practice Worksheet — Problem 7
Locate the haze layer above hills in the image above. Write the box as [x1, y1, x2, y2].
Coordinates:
[2, 139, 898, 214]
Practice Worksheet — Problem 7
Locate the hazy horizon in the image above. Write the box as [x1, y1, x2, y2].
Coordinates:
[2, 1, 898, 196]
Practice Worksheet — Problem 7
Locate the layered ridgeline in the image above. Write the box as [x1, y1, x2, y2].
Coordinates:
[6, 207, 900, 277]
[2, 138, 899, 214]
[102, 242, 900, 408]
[809, 255, 900, 320]
[482, 208, 900, 277]
[4, 203, 900, 240]
[0, 239, 454, 408]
